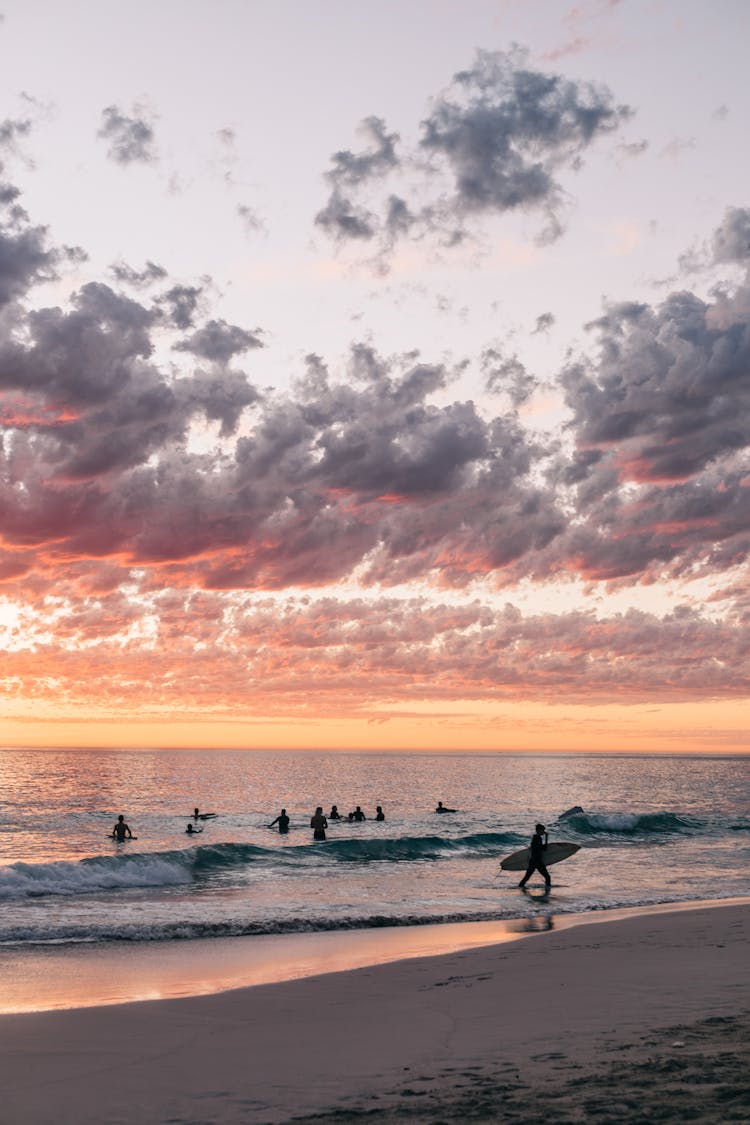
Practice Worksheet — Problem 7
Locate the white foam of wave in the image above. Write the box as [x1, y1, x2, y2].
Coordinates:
[0, 853, 192, 899]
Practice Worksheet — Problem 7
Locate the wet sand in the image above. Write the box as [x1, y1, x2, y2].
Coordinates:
[0, 901, 747, 1124]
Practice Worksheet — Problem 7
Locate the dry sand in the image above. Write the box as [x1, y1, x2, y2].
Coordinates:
[0, 902, 748, 1124]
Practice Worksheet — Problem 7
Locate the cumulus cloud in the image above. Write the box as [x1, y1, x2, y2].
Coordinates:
[2, 181, 750, 631]
[316, 47, 631, 260]
[711, 206, 750, 264]
[155, 284, 204, 329]
[174, 318, 264, 363]
[98, 104, 157, 164]
[0, 186, 60, 307]
[481, 346, 538, 406]
[551, 222, 750, 582]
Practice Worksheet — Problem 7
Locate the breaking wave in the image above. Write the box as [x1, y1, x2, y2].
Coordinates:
[0, 832, 521, 901]
[558, 811, 694, 836]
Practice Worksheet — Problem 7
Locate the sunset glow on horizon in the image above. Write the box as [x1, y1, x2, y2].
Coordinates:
[1, 1, 749, 755]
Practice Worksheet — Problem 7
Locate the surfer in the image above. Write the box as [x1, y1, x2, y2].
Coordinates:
[375, 805, 385, 821]
[186, 823, 202, 834]
[329, 805, 341, 820]
[435, 801, 456, 813]
[310, 807, 328, 841]
[518, 823, 552, 889]
[111, 814, 133, 842]
[269, 808, 290, 834]
[193, 808, 217, 820]
[352, 805, 366, 821]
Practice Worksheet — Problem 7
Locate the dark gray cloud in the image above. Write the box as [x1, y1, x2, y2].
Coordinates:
[174, 318, 264, 363]
[550, 226, 750, 581]
[481, 346, 538, 406]
[0, 115, 31, 159]
[566, 290, 750, 480]
[110, 260, 168, 288]
[98, 105, 157, 165]
[0, 187, 58, 307]
[712, 207, 750, 264]
[421, 49, 629, 217]
[315, 189, 377, 242]
[316, 47, 631, 258]
[155, 284, 203, 329]
[325, 116, 399, 187]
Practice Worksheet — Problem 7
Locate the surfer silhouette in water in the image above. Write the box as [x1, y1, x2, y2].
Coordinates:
[518, 823, 551, 889]
[268, 808, 290, 834]
[435, 801, 456, 813]
[310, 807, 328, 841]
[111, 814, 133, 841]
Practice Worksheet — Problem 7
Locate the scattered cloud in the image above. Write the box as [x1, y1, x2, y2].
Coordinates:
[110, 260, 168, 289]
[98, 104, 158, 165]
[315, 47, 632, 265]
[533, 311, 555, 334]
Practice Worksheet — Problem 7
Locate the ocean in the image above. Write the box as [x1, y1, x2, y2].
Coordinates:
[1, 749, 748, 1009]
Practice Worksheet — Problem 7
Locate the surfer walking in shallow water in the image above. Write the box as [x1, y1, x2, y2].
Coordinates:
[310, 807, 328, 841]
[518, 823, 552, 889]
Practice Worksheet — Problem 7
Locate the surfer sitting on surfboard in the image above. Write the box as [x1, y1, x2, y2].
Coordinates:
[518, 823, 552, 889]
[111, 814, 133, 842]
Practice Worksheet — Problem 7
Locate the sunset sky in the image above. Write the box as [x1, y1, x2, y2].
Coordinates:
[0, 0, 748, 752]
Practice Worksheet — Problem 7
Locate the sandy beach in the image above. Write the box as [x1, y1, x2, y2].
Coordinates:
[0, 902, 747, 1125]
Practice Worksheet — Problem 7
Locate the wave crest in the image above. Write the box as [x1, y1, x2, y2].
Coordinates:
[560, 811, 693, 836]
[0, 832, 521, 901]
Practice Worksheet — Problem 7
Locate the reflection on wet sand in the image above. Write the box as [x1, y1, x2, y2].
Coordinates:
[508, 913, 555, 933]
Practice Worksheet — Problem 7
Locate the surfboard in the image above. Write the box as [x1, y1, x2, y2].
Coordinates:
[110, 836, 138, 841]
[500, 841, 580, 871]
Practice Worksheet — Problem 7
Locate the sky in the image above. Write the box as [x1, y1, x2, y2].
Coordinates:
[0, 0, 749, 753]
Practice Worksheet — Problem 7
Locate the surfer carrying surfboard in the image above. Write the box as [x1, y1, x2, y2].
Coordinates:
[518, 823, 552, 889]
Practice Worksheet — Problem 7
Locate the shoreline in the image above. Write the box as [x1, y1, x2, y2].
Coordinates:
[0, 899, 747, 1124]
[2, 893, 748, 1015]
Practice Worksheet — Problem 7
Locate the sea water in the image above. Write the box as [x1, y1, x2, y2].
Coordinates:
[1, 749, 748, 957]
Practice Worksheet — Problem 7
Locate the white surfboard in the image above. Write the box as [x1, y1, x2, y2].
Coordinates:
[500, 841, 580, 872]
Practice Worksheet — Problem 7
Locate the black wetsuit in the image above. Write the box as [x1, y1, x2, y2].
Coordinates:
[311, 814, 328, 841]
[519, 832, 551, 886]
